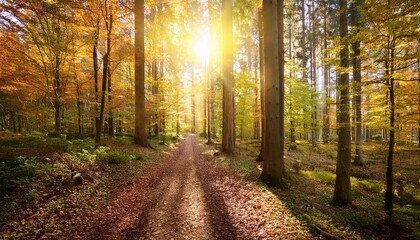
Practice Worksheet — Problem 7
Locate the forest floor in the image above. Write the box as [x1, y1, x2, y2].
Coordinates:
[0, 133, 312, 239]
[1, 132, 419, 239]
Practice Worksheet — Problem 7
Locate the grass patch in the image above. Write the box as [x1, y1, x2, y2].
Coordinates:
[300, 170, 335, 184]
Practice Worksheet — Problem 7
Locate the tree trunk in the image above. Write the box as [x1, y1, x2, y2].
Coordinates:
[96, 9, 113, 144]
[418, 59, 420, 148]
[260, 0, 285, 187]
[53, 49, 61, 133]
[300, 0, 307, 82]
[310, 2, 317, 147]
[152, 59, 160, 136]
[221, 0, 235, 154]
[350, 0, 364, 166]
[134, 0, 148, 147]
[207, 61, 212, 143]
[332, 0, 352, 206]
[256, 8, 265, 162]
[385, 39, 396, 224]
[322, 1, 330, 143]
[93, 22, 100, 137]
[288, 18, 296, 145]
[76, 80, 83, 136]
[108, 51, 114, 137]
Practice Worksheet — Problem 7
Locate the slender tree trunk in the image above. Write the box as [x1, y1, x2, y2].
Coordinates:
[108, 53, 114, 136]
[207, 59, 212, 143]
[191, 65, 196, 133]
[93, 28, 100, 136]
[288, 19, 296, 146]
[300, 0, 307, 82]
[385, 38, 396, 224]
[310, 2, 317, 147]
[350, 0, 364, 166]
[203, 87, 207, 138]
[152, 60, 160, 136]
[221, 0, 235, 154]
[53, 49, 61, 133]
[332, 0, 352, 206]
[134, 0, 148, 147]
[76, 80, 82, 136]
[417, 59, 420, 148]
[322, 1, 330, 143]
[96, 9, 113, 144]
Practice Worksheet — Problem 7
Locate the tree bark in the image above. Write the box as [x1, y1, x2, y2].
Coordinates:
[108, 49, 114, 136]
[332, 0, 352, 206]
[221, 0, 235, 154]
[418, 59, 420, 148]
[350, 0, 365, 166]
[260, 0, 285, 187]
[256, 8, 265, 162]
[93, 24, 100, 136]
[385, 37, 396, 224]
[134, 0, 148, 147]
[191, 65, 196, 133]
[310, 2, 317, 147]
[322, 1, 330, 144]
[96, 7, 113, 144]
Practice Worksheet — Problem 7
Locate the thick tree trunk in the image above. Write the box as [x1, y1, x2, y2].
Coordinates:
[332, 0, 352, 206]
[256, 8, 265, 162]
[260, 0, 285, 187]
[134, 0, 148, 147]
[221, 0, 235, 154]
[350, 0, 365, 166]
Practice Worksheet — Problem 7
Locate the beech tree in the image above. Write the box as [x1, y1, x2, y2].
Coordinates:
[332, 0, 352, 206]
[134, 0, 148, 147]
[260, 0, 285, 187]
[221, 0, 235, 154]
[350, 0, 364, 166]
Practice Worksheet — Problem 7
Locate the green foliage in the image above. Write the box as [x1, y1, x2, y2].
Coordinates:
[285, 75, 321, 139]
[0, 156, 40, 192]
[96, 150, 130, 165]
[25, 189, 39, 204]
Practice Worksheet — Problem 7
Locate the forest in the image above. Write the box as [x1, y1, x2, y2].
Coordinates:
[0, 0, 419, 239]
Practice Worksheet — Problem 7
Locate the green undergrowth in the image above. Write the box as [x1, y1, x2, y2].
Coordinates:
[0, 132, 178, 236]
[203, 137, 420, 239]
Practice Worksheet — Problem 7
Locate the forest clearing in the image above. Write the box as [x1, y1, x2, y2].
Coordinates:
[0, 0, 419, 239]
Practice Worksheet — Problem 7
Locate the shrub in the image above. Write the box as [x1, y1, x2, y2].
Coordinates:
[96, 151, 129, 164]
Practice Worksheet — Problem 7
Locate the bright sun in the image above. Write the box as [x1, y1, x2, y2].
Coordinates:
[193, 36, 211, 64]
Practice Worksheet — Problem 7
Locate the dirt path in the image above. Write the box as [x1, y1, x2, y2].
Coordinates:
[62, 135, 312, 240]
